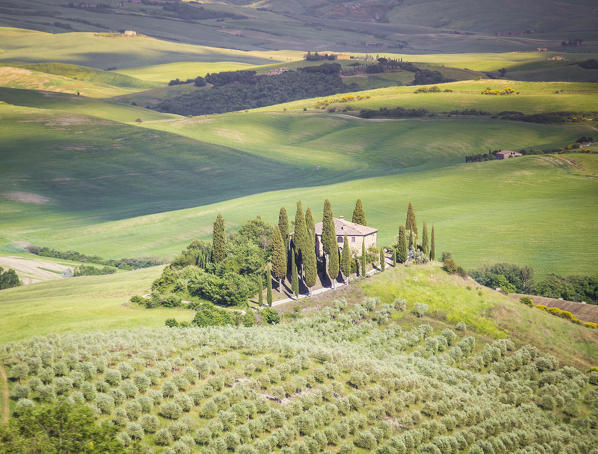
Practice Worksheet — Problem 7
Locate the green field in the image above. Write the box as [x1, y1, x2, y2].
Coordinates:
[257, 79, 598, 114]
[115, 62, 259, 84]
[3, 154, 596, 278]
[0, 266, 194, 343]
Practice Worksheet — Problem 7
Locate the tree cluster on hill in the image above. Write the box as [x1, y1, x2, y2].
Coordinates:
[156, 65, 354, 116]
[74, 265, 116, 277]
[470, 263, 597, 304]
[26, 246, 164, 270]
[577, 59, 598, 69]
[304, 51, 338, 61]
[359, 106, 429, 119]
[0, 266, 21, 290]
[391, 202, 436, 265]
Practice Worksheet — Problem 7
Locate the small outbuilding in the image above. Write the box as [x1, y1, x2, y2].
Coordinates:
[496, 150, 523, 160]
[123, 30, 137, 37]
[313, 216, 377, 257]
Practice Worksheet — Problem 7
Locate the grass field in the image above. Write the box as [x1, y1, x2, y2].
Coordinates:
[115, 62, 259, 84]
[0, 27, 299, 69]
[0, 266, 195, 344]
[257, 79, 598, 114]
[3, 154, 596, 278]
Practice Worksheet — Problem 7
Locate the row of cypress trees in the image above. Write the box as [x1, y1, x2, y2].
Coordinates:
[395, 202, 435, 263]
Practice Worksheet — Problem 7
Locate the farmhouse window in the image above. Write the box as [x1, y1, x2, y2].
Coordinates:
[352, 237, 355, 242]
[337, 236, 343, 242]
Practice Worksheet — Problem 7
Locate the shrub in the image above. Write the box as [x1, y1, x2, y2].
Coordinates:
[413, 303, 429, 318]
[585, 322, 598, 329]
[139, 414, 160, 433]
[105, 369, 122, 386]
[160, 401, 183, 419]
[95, 393, 115, 414]
[126, 422, 144, 440]
[589, 371, 598, 386]
[194, 427, 212, 445]
[120, 380, 138, 398]
[155, 428, 174, 446]
[520, 296, 533, 306]
[354, 430, 377, 449]
[456, 321, 467, 331]
[261, 308, 280, 324]
[168, 421, 187, 440]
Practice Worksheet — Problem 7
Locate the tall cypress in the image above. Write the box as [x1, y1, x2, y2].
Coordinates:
[321, 199, 336, 256]
[379, 248, 385, 271]
[271, 225, 286, 289]
[361, 241, 366, 276]
[341, 235, 351, 281]
[408, 230, 414, 250]
[305, 207, 315, 237]
[304, 232, 317, 294]
[430, 226, 436, 261]
[352, 199, 367, 226]
[328, 241, 339, 289]
[278, 207, 289, 249]
[397, 225, 407, 263]
[392, 249, 397, 267]
[212, 214, 226, 263]
[258, 273, 263, 305]
[294, 202, 307, 260]
[422, 222, 429, 257]
[291, 246, 299, 298]
[406, 202, 417, 236]
[266, 269, 273, 307]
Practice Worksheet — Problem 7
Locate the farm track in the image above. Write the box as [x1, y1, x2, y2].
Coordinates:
[0, 362, 8, 424]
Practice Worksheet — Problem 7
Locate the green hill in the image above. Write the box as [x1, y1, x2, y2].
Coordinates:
[1, 264, 596, 452]
[3, 154, 596, 277]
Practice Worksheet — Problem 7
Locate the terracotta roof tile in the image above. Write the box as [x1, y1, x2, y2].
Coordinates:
[314, 217, 377, 236]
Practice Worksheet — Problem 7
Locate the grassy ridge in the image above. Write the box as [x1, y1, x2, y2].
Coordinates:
[3, 155, 596, 277]
[256, 79, 598, 114]
[0, 28, 297, 69]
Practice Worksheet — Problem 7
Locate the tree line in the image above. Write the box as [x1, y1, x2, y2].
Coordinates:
[158, 65, 355, 116]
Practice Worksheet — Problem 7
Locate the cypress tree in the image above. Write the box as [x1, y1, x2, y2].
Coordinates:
[278, 207, 289, 249]
[321, 199, 336, 256]
[361, 241, 366, 276]
[341, 235, 351, 281]
[408, 230, 414, 251]
[271, 225, 286, 289]
[352, 199, 367, 226]
[422, 222, 429, 257]
[303, 232, 317, 294]
[397, 225, 407, 263]
[392, 248, 397, 267]
[258, 273, 263, 305]
[328, 240, 339, 289]
[266, 269, 273, 307]
[406, 202, 417, 236]
[305, 207, 315, 236]
[430, 226, 436, 261]
[380, 248, 385, 271]
[294, 202, 308, 260]
[291, 245, 299, 298]
[212, 214, 226, 263]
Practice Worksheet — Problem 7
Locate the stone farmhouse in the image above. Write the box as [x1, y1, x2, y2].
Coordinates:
[313, 216, 377, 257]
[496, 150, 523, 160]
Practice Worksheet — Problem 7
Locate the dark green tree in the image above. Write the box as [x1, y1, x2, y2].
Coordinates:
[397, 225, 408, 263]
[408, 230, 414, 250]
[328, 242, 340, 288]
[422, 222, 429, 256]
[212, 214, 226, 263]
[305, 207, 315, 236]
[271, 225, 286, 289]
[392, 249, 397, 267]
[266, 268, 273, 307]
[0, 400, 126, 453]
[294, 202, 308, 263]
[430, 226, 436, 261]
[291, 245, 299, 298]
[406, 202, 417, 235]
[321, 199, 336, 256]
[0, 267, 21, 290]
[258, 273, 263, 305]
[341, 235, 352, 281]
[361, 241, 366, 276]
[352, 199, 367, 225]
[304, 232, 317, 294]
[380, 248, 385, 271]
[278, 207, 290, 249]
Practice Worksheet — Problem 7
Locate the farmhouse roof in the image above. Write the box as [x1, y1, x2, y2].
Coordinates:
[314, 216, 377, 237]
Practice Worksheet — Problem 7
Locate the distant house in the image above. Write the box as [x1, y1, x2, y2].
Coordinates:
[123, 30, 137, 37]
[313, 216, 377, 257]
[536, 48, 548, 52]
[336, 55, 351, 60]
[496, 150, 523, 160]
[550, 56, 565, 61]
